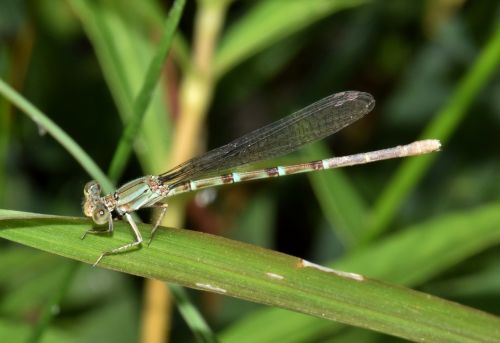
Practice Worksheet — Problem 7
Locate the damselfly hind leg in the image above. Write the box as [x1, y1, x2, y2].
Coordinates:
[93, 213, 143, 267]
[148, 203, 168, 246]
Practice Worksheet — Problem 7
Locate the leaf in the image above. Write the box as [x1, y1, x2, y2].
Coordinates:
[68, 0, 172, 174]
[304, 142, 367, 246]
[221, 202, 500, 342]
[1, 209, 500, 342]
[107, 0, 186, 182]
[0, 319, 70, 343]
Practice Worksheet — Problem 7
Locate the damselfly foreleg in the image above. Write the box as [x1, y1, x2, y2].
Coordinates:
[81, 216, 114, 240]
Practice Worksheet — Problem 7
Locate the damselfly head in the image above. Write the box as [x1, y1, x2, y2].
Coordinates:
[90, 203, 111, 225]
[84, 180, 102, 197]
[82, 181, 110, 225]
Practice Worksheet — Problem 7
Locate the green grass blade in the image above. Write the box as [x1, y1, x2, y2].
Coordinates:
[107, 0, 186, 182]
[0, 319, 70, 343]
[69, 0, 172, 174]
[215, 0, 370, 77]
[221, 310, 333, 343]
[367, 22, 500, 240]
[1, 209, 500, 342]
[0, 92, 9, 203]
[69, 0, 134, 109]
[169, 284, 219, 343]
[221, 202, 500, 342]
[0, 78, 114, 193]
[0, 258, 68, 316]
[339, 202, 500, 282]
[304, 143, 368, 246]
[27, 262, 79, 343]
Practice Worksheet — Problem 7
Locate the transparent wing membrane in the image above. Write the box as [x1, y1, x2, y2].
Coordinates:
[159, 91, 375, 187]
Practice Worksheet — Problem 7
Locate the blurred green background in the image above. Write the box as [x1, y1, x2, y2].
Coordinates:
[1, 0, 499, 342]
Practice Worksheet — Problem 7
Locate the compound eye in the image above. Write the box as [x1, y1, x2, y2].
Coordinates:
[84, 181, 101, 196]
[92, 204, 110, 225]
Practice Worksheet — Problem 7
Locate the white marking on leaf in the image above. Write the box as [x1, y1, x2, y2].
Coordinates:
[300, 259, 364, 281]
[266, 272, 284, 280]
[195, 283, 227, 293]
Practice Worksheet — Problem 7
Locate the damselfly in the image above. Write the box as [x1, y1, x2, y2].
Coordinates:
[82, 91, 440, 266]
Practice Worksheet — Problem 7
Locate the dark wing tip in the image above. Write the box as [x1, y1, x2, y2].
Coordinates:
[341, 91, 375, 114]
